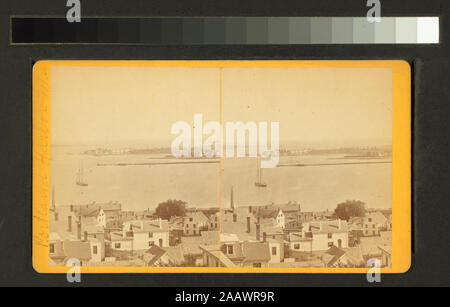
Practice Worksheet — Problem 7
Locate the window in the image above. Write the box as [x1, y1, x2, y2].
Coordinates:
[189, 218, 193, 222]
[115, 243, 121, 249]
[294, 244, 300, 250]
[148, 232, 153, 238]
[49, 243, 55, 254]
[193, 230, 197, 235]
[227, 245, 233, 254]
[193, 224, 196, 228]
[93, 245, 98, 255]
[253, 263, 262, 268]
[372, 224, 375, 228]
[365, 224, 368, 228]
[368, 218, 372, 222]
[328, 242, 334, 247]
[159, 238, 163, 247]
[271, 246, 277, 255]
[149, 241, 154, 247]
[327, 233, 332, 239]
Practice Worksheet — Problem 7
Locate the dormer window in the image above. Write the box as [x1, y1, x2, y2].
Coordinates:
[227, 245, 233, 254]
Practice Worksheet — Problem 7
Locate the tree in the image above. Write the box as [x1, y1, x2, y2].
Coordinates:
[334, 200, 365, 221]
[154, 199, 187, 220]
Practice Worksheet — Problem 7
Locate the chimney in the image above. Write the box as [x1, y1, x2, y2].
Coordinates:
[233, 213, 237, 223]
[230, 186, 234, 211]
[262, 232, 266, 243]
[77, 222, 81, 240]
[246, 216, 251, 233]
[83, 231, 88, 242]
[256, 224, 260, 241]
[54, 212, 59, 221]
[67, 216, 72, 232]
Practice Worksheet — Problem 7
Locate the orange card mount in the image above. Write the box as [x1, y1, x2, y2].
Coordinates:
[33, 60, 411, 273]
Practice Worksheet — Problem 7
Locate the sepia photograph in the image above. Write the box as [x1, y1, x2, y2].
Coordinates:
[48, 63, 393, 269]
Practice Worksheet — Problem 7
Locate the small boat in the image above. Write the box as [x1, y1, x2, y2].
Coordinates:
[254, 156, 267, 188]
[76, 162, 88, 187]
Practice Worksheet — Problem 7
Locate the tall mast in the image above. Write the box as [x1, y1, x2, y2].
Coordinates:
[51, 185, 55, 211]
[259, 165, 262, 183]
[77, 161, 81, 182]
[80, 162, 83, 182]
[230, 186, 234, 211]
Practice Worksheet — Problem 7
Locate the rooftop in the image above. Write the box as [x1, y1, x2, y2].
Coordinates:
[378, 244, 392, 255]
[63, 240, 92, 261]
[306, 220, 348, 233]
[124, 219, 170, 233]
[242, 242, 271, 262]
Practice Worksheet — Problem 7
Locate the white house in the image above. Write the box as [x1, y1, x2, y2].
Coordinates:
[89, 238, 105, 263]
[363, 212, 388, 236]
[267, 238, 282, 263]
[110, 219, 170, 252]
[275, 209, 285, 229]
[183, 211, 209, 235]
[97, 208, 121, 229]
[109, 232, 133, 251]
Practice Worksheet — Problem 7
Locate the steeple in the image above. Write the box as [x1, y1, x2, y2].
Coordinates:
[51, 185, 55, 212]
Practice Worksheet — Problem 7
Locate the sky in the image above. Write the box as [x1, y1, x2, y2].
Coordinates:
[51, 65, 392, 148]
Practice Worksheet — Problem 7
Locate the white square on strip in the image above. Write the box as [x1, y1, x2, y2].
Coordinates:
[417, 17, 439, 44]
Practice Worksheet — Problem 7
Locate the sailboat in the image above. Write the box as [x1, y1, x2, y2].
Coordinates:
[254, 156, 267, 188]
[76, 161, 88, 187]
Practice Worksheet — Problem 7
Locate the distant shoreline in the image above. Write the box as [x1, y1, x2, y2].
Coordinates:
[96, 160, 220, 167]
[278, 161, 392, 167]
